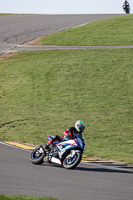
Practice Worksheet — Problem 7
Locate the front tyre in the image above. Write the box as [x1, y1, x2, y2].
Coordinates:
[62, 150, 82, 169]
[30, 146, 45, 165]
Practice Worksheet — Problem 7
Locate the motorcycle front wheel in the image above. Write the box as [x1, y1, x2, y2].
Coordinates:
[62, 150, 82, 169]
[30, 146, 45, 165]
[126, 9, 130, 14]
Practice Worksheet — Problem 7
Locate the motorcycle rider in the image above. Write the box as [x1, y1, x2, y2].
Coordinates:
[45, 120, 85, 149]
[122, 0, 130, 11]
[123, 0, 129, 5]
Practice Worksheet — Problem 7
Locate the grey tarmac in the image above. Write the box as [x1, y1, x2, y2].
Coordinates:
[10, 44, 133, 52]
[0, 143, 133, 200]
[0, 14, 122, 54]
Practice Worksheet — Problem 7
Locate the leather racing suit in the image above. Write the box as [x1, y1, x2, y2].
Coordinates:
[47, 127, 79, 146]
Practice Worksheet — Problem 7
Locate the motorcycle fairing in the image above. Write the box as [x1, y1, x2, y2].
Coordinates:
[56, 140, 81, 160]
[46, 134, 86, 161]
[74, 138, 84, 150]
[50, 157, 62, 164]
[56, 140, 78, 151]
[47, 134, 86, 151]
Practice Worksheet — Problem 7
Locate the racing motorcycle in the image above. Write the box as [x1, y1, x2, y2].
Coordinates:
[30, 134, 86, 169]
[123, 2, 130, 14]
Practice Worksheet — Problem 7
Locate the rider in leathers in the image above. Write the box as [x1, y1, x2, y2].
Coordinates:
[45, 120, 85, 149]
[122, 0, 130, 11]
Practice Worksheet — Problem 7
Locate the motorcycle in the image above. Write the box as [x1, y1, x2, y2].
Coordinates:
[123, 2, 130, 14]
[30, 134, 86, 169]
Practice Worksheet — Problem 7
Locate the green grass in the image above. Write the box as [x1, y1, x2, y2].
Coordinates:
[0, 49, 133, 163]
[0, 195, 58, 200]
[0, 13, 17, 15]
[39, 15, 133, 46]
[0, 13, 9, 15]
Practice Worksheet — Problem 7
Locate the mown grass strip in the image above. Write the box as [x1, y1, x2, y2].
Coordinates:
[39, 15, 133, 46]
[0, 195, 58, 200]
[0, 13, 18, 15]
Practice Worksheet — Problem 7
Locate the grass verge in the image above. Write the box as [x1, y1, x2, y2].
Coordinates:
[0, 49, 133, 164]
[39, 15, 133, 46]
[0, 13, 17, 15]
[0, 195, 58, 200]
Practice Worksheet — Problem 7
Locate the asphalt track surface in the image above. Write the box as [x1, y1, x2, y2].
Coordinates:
[0, 14, 123, 54]
[0, 14, 133, 200]
[0, 143, 133, 200]
[12, 44, 133, 52]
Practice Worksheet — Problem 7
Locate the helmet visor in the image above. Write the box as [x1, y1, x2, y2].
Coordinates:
[80, 127, 85, 132]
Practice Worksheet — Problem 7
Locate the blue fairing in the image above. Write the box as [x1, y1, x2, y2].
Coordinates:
[47, 134, 85, 151]
[74, 139, 82, 149]
[57, 143, 77, 150]
[74, 138, 85, 150]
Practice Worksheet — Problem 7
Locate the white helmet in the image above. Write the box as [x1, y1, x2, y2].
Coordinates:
[75, 120, 85, 132]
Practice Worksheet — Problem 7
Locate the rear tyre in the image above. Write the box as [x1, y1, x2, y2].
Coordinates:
[62, 150, 82, 169]
[30, 146, 45, 165]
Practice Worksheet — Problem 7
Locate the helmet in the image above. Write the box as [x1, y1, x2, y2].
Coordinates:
[75, 120, 85, 132]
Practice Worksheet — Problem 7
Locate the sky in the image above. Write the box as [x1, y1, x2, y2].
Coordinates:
[0, 0, 132, 14]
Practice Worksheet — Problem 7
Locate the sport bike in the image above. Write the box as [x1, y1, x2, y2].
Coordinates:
[123, 2, 130, 14]
[30, 134, 86, 169]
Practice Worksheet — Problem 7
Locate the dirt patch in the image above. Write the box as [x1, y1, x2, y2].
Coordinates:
[0, 51, 19, 61]
[23, 37, 45, 46]
[23, 31, 60, 46]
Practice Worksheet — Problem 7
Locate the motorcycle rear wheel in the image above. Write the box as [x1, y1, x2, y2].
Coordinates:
[62, 150, 82, 169]
[30, 146, 45, 165]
